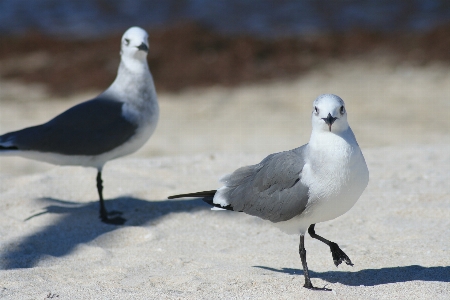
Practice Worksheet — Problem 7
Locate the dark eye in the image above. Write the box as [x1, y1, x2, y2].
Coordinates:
[340, 106, 345, 114]
[314, 106, 319, 114]
[124, 38, 130, 46]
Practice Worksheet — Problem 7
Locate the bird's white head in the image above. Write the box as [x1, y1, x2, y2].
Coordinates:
[311, 94, 349, 134]
[120, 26, 149, 62]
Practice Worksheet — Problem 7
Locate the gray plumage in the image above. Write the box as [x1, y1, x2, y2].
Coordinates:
[169, 94, 369, 290]
[0, 98, 137, 155]
[0, 26, 159, 225]
[218, 145, 309, 222]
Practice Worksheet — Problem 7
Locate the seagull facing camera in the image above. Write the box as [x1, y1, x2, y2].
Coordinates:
[0, 26, 159, 225]
[169, 94, 369, 291]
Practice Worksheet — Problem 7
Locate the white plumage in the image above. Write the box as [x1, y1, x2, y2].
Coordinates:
[169, 94, 369, 290]
[0, 26, 159, 225]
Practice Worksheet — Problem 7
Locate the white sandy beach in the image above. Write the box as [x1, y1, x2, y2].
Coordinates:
[0, 58, 449, 299]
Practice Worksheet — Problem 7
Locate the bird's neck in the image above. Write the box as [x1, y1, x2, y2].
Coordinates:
[103, 58, 156, 102]
[120, 55, 149, 74]
[115, 59, 152, 87]
[309, 127, 357, 149]
[307, 127, 359, 168]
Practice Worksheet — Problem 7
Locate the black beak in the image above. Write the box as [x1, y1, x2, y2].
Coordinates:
[137, 42, 149, 52]
[322, 113, 338, 131]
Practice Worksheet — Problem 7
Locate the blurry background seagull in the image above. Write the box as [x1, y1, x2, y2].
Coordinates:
[169, 94, 369, 290]
[0, 26, 159, 225]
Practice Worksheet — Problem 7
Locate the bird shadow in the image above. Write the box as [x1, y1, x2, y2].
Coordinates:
[0, 196, 209, 270]
[254, 265, 450, 286]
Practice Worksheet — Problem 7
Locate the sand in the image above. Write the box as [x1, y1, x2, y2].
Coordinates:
[0, 58, 449, 299]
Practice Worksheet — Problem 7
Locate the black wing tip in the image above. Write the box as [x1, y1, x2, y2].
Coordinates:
[168, 190, 217, 199]
[0, 145, 18, 150]
[167, 190, 236, 211]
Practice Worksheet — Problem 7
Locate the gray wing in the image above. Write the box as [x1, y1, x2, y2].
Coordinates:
[218, 145, 309, 223]
[0, 97, 137, 155]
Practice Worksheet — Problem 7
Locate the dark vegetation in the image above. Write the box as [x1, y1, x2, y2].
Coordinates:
[0, 22, 449, 96]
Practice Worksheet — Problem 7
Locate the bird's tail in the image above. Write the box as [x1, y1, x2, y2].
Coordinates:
[168, 190, 217, 199]
[0, 133, 19, 152]
[0, 145, 18, 151]
[168, 190, 235, 211]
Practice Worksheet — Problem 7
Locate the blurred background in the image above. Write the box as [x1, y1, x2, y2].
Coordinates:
[0, 0, 449, 175]
[1, 0, 450, 94]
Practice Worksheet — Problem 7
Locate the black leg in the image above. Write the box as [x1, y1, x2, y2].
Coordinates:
[299, 235, 331, 291]
[308, 224, 353, 267]
[96, 171, 126, 225]
[97, 171, 107, 219]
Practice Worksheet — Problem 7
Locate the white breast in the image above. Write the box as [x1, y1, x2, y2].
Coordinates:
[273, 129, 369, 235]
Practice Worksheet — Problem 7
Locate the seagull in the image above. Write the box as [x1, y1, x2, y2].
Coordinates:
[169, 94, 369, 290]
[0, 26, 159, 225]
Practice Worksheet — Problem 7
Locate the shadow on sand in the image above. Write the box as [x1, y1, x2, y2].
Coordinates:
[255, 265, 450, 286]
[1, 196, 208, 269]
